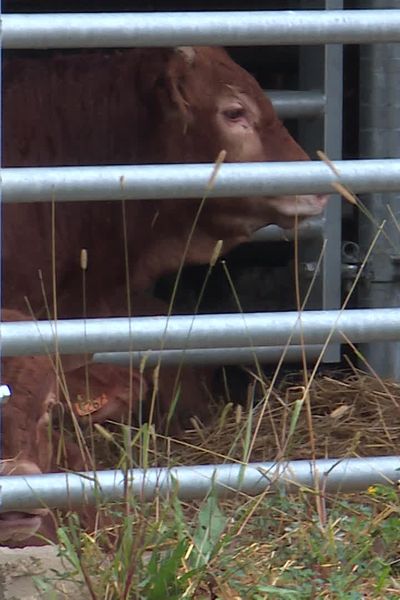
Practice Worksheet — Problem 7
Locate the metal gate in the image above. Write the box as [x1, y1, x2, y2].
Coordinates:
[1, 2, 400, 506]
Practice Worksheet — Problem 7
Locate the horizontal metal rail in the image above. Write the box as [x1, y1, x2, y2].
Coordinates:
[268, 91, 326, 119]
[3, 11, 400, 49]
[2, 308, 400, 356]
[94, 344, 324, 367]
[3, 159, 400, 203]
[1, 457, 399, 511]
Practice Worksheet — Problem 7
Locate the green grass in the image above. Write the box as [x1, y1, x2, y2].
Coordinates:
[32, 473, 400, 599]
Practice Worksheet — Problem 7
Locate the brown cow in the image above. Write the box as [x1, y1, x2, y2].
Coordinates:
[2, 46, 327, 318]
[0, 306, 208, 545]
[0, 309, 150, 545]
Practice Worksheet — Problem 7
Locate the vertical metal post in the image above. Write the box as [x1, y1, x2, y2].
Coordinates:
[358, 0, 400, 378]
[298, 0, 343, 362]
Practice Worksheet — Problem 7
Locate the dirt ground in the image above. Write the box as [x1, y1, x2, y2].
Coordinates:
[0, 546, 85, 600]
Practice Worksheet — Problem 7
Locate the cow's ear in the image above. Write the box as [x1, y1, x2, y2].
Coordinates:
[168, 77, 192, 132]
[165, 64, 194, 132]
[174, 46, 196, 65]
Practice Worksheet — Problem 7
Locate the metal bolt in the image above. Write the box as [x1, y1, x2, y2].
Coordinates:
[300, 262, 319, 279]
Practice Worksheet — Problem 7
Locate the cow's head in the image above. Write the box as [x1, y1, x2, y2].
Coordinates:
[62, 362, 147, 425]
[132, 47, 328, 288]
[0, 346, 56, 542]
[0, 310, 149, 543]
[137, 46, 327, 231]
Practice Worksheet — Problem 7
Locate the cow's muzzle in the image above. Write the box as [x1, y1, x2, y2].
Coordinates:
[269, 193, 329, 229]
[0, 459, 49, 542]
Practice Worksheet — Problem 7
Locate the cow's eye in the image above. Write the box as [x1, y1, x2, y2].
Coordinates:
[223, 107, 246, 120]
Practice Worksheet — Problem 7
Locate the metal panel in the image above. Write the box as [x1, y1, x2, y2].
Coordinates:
[3, 11, 400, 49]
[1, 456, 399, 510]
[358, 0, 400, 378]
[3, 159, 400, 203]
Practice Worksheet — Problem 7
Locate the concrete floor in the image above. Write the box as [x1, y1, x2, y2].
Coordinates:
[0, 546, 86, 600]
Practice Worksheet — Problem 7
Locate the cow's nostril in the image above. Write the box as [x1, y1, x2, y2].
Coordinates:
[0, 511, 40, 521]
[0, 511, 45, 542]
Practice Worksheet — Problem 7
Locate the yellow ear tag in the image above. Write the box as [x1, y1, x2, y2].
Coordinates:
[73, 393, 109, 417]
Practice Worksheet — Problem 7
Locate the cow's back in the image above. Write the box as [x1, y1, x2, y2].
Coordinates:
[2, 50, 148, 167]
[3, 50, 156, 315]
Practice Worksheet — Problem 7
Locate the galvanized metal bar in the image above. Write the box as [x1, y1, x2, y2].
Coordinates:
[3, 308, 400, 356]
[268, 91, 326, 119]
[1, 456, 399, 511]
[94, 344, 325, 367]
[3, 11, 400, 49]
[3, 159, 400, 203]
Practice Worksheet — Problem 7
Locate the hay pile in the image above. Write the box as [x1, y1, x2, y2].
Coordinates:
[163, 369, 400, 466]
[82, 369, 400, 468]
